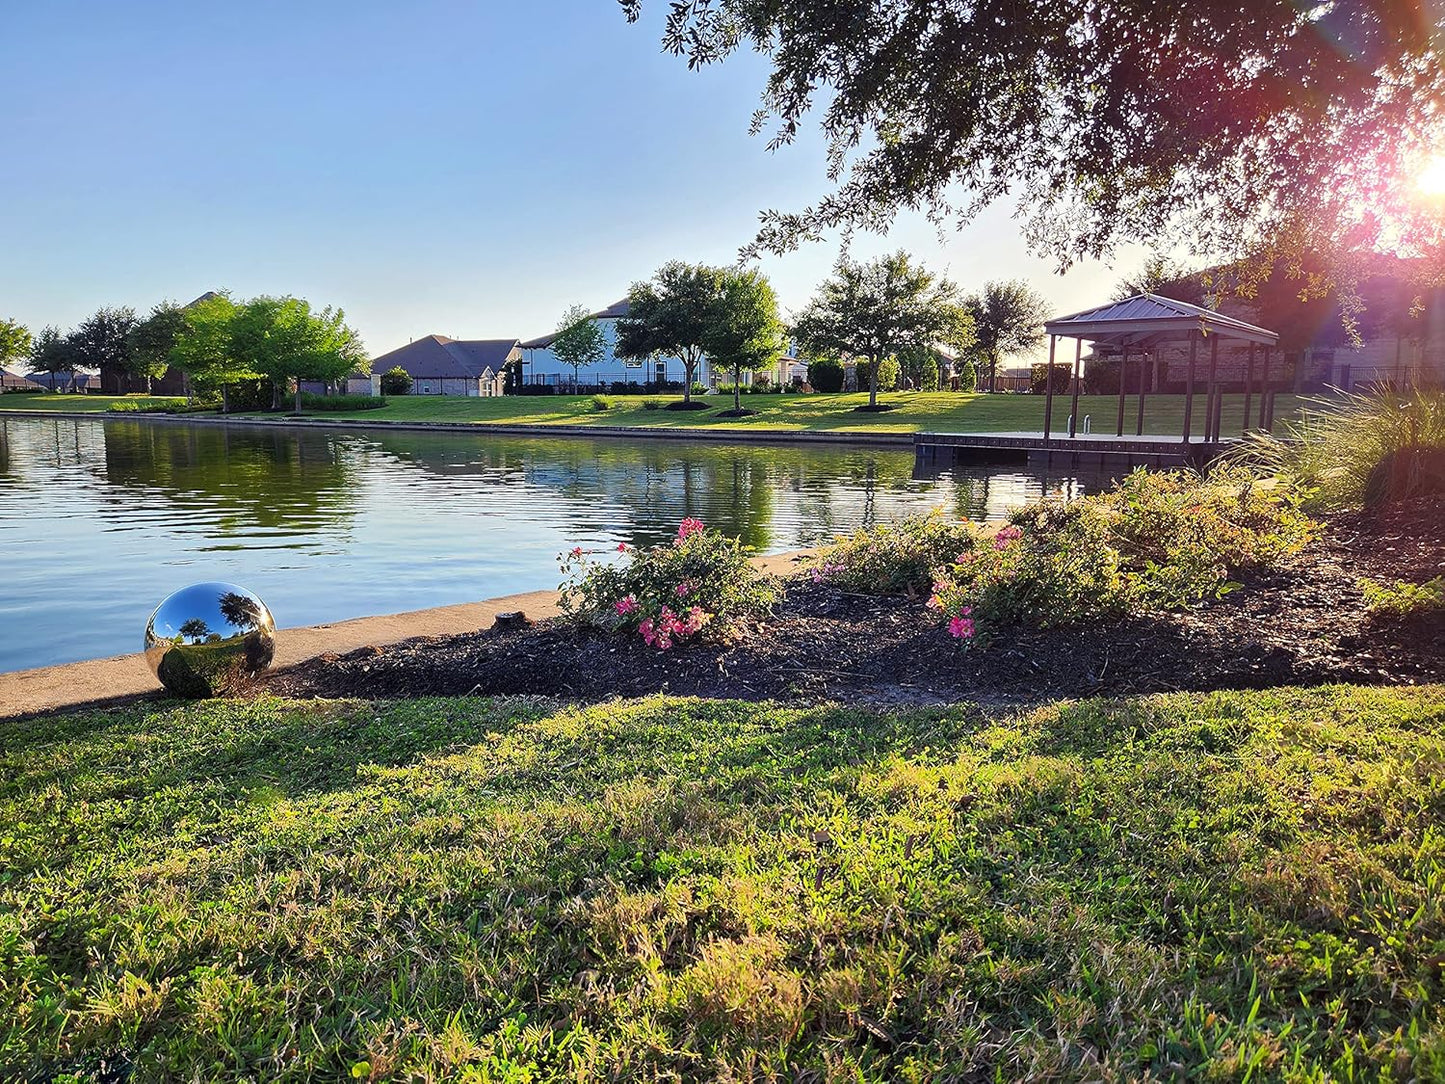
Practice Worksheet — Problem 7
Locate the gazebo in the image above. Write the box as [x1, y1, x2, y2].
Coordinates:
[1041, 294, 1280, 443]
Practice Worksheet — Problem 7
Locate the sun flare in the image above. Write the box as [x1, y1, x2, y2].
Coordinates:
[1417, 154, 1445, 197]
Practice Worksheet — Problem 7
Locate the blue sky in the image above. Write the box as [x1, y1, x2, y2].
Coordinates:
[1, 0, 1144, 357]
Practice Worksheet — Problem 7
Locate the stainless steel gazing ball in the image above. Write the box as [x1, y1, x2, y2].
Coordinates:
[144, 582, 276, 698]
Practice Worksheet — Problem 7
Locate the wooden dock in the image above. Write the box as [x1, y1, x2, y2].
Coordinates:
[914, 430, 1235, 468]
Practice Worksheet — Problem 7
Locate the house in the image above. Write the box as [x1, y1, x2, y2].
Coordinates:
[1, 370, 42, 391]
[369, 336, 520, 397]
[25, 370, 95, 392]
[517, 300, 708, 390]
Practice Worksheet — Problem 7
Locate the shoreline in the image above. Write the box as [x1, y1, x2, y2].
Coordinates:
[0, 407, 919, 448]
[0, 550, 813, 719]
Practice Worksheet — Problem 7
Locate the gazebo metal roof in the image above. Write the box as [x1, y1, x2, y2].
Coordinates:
[1045, 293, 1278, 347]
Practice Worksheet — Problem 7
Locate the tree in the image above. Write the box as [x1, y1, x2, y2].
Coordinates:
[549, 305, 607, 392]
[29, 326, 78, 391]
[70, 306, 139, 394]
[127, 302, 186, 393]
[232, 297, 366, 412]
[701, 268, 786, 413]
[1111, 255, 1205, 304]
[170, 293, 252, 412]
[616, 262, 725, 405]
[0, 318, 31, 375]
[623, 1, 1445, 291]
[380, 366, 412, 396]
[793, 251, 971, 409]
[965, 281, 1050, 393]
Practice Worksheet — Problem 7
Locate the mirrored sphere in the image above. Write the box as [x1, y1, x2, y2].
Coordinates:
[144, 582, 276, 698]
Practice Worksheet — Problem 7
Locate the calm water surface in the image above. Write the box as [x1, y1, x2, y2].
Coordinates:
[0, 416, 1104, 673]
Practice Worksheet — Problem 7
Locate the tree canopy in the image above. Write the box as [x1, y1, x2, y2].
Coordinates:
[550, 305, 608, 390]
[616, 262, 726, 404]
[70, 306, 139, 392]
[965, 281, 1051, 392]
[702, 268, 786, 412]
[127, 302, 187, 392]
[169, 294, 252, 410]
[622, 1, 1445, 290]
[0, 319, 31, 373]
[28, 326, 78, 389]
[792, 251, 971, 408]
[232, 296, 366, 411]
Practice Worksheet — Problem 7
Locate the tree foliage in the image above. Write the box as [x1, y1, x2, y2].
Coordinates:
[965, 281, 1051, 392]
[232, 296, 366, 411]
[702, 268, 786, 412]
[28, 326, 78, 389]
[0, 318, 32, 372]
[616, 262, 726, 404]
[792, 251, 971, 408]
[1111, 255, 1205, 305]
[169, 294, 252, 411]
[622, 1, 1445, 295]
[550, 305, 608, 391]
[70, 307, 139, 393]
[127, 302, 186, 392]
[380, 366, 413, 396]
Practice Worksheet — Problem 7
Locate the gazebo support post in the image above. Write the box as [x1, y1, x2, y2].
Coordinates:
[1042, 335, 1057, 440]
[1182, 330, 1199, 442]
[1115, 343, 1129, 436]
[1205, 333, 1220, 442]
[1068, 337, 1083, 437]
[1242, 342, 1256, 436]
[1135, 349, 1148, 436]
[1259, 346, 1272, 431]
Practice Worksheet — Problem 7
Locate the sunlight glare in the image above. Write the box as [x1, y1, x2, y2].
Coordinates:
[1417, 154, 1445, 197]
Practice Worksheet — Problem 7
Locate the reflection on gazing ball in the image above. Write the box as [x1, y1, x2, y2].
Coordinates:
[144, 582, 276, 698]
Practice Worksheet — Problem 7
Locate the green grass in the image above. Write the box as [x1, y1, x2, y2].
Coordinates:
[5, 686, 1445, 1080]
[298, 391, 1302, 436]
[0, 390, 1307, 436]
[0, 393, 179, 413]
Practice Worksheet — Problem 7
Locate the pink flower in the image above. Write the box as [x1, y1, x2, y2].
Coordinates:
[926, 595, 942, 611]
[676, 518, 706, 543]
[617, 542, 628, 552]
[993, 526, 1023, 551]
[675, 581, 691, 599]
[614, 596, 638, 616]
[949, 616, 976, 640]
[570, 546, 584, 559]
[685, 606, 708, 633]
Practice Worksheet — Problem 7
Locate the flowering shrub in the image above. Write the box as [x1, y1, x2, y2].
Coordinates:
[928, 467, 1318, 643]
[809, 510, 977, 594]
[559, 520, 780, 649]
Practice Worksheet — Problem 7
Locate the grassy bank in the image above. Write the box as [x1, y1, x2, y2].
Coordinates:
[4, 686, 1444, 1080]
[0, 391, 1304, 436]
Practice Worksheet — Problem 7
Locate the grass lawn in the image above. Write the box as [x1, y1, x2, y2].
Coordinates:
[0, 394, 179, 413]
[0, 391, 1307, 437]
[296, 391, 1304, 436]
[4, 685, 1444, 1080]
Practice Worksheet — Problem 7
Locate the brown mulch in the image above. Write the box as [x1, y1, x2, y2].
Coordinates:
[264, 498, 1445, 707]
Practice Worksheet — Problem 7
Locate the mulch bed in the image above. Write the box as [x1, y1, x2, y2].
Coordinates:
[265, 498, 1445, 707]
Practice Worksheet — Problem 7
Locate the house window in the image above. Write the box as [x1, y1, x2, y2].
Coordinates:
[654, 361, 667, 384]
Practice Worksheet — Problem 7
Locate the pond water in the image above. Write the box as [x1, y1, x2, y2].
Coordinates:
[0, 416, 1106, 673]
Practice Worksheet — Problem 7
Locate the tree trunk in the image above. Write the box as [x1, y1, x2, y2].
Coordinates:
[869, 355, 880, 408]
[221, 385, 230, 414]
[989, 352, 998, 393]
[683, 355, 696, 404]
[294, 380, 303, 414]
[733, 367, 742, 412]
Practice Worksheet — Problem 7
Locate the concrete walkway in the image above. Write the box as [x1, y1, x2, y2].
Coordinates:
[0, 551, 812, 719]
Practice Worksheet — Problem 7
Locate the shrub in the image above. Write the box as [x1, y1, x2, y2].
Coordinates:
[926, 467, 1317, 642]
[588, 394, 616, 412]
[299, 392, 387, 412]
[642, 397, 665, 410]
[1361, 575, 1445, 616]
[1230, 388, 1445, 509]
[690, 383, 710, 398]
[814, 468, 1317, 643]
[810, 511, 976, 595]
[1030, 363, 1071, 394]
[807, 357, 845, 393]
[559, 520, 780, 650]
[1, 386, 44, 395]
[379, 366, 412, 396]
